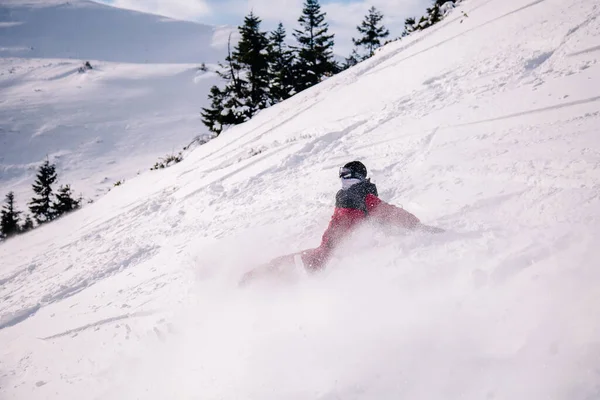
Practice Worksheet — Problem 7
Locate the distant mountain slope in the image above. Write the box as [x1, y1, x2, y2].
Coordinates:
[0, 0, 226, 207]
[0, 0, 226, 63]
[0, 58, 220, 206]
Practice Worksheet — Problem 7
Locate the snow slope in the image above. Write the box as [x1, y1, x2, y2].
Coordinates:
[0, 0, 226, 206]
[1, 0, 600, 399]
[0, 58, 219, 204]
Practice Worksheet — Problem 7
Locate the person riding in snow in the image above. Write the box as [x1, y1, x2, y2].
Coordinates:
[241, 161, 443, 283]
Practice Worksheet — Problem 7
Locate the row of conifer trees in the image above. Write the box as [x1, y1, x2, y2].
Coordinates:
[201, 0, 458, 136]
[0, 160, 81, 240]
[201, 0, 393, 135]
[402, 0, 461, 36]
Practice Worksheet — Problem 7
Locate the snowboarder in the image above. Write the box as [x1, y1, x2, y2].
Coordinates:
[241, 161, 444, 284]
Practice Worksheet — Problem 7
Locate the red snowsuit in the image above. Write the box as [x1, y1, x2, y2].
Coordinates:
[267, 180, 419, 272]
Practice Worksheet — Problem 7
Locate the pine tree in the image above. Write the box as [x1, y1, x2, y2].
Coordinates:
[218, 35, 248, 127]
[415, 0, 452, 31]
[403, 17, 417, 36]
[293, 0, 337, 92]
[201, 85, 227, 135]
[29, 159, 57, 224]
[425, 2, 443, 27]
[268, 23, 296, 103]
[417, 15, 429, 29]
[20, 214, 34, 233]
[1, 192, 21, 239]
[201, 14, 271, 135]
[201, 34, 245, 135]
[343, 49, 361, 69]
[232, 12, 271, 116]
[352, 6, 390, 59]
[435, 0, 454, 8]
[53, 184, 80, 217]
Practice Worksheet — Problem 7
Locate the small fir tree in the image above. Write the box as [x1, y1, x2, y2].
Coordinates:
[201, 13, 272, 136]
[1, 192, 21, 239]
[417, 15, 428, 30]
[201, 85, 227, 135]
[343, 49, 361, 69]
[403, 17, 417, 36]
[352, 6, 390, 59]
[20, 214, 34, 233]
[293, 0, 337, 92]
[219, 37, 248, 127]
[54, 184, 80, 217]
[267, 23, 296, 103]
[29, 159, 57, 224]
[425, 2, 443, 27]
[413, 0, 453, 31]
[201, 34, 246, 135]
[232, 12, 271, 116]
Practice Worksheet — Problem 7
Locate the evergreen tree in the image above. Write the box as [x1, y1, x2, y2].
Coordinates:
[343, 49, 361, 69]
[201, 85, 227, 135]
[1, 192, 21, 239]
[233, 12, 271, 116]
[414, 0, 452, 31]
[54, 184, 80, 217]
[425, 2, 443, 27]
[218, 36, 248, 127]
[417, 15, 429, 29]
[352, 6, 390, 59]
[20, 214, 34, 233]
[201, 34, 245, 135]
[435, 0, 454, 7]
[293, 0, 337, 92]
[403, 17, 417, 36]
[29, 159, 57, 224]
[201, 14, 271, 135]
[267, 23, 296, 103]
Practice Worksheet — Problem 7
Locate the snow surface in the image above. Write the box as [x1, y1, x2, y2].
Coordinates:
[0, 58, 220, 205]
[1, 0, 600, 399]
[0, 0, 226, 206]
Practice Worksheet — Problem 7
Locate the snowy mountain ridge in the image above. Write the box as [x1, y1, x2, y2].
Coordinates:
[1, 0, 600, 398]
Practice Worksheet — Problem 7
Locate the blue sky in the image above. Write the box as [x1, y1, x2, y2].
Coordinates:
[96, 0, 431, 55]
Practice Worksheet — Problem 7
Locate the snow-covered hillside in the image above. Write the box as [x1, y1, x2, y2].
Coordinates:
[1, 0, 600, 399]
[0, 58, 219, 204]
[0, 0, 225, 206]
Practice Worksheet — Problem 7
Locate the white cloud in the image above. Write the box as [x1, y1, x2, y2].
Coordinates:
[100, 0, 431, 56]
[210, 25, 241, 50]
[109, 0, 211, 21]
[247, 0, 304, 25]
[323, 0, 431, 55]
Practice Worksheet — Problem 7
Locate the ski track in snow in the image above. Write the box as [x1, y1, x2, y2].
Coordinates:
[2, 0, 600, 398]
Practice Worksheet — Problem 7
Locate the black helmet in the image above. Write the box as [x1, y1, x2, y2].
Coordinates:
[339, 161, 367, 180]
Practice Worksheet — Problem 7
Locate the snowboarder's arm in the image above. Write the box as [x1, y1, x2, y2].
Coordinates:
[365, 194, 420, 229]
[366, 195, 445, 233]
